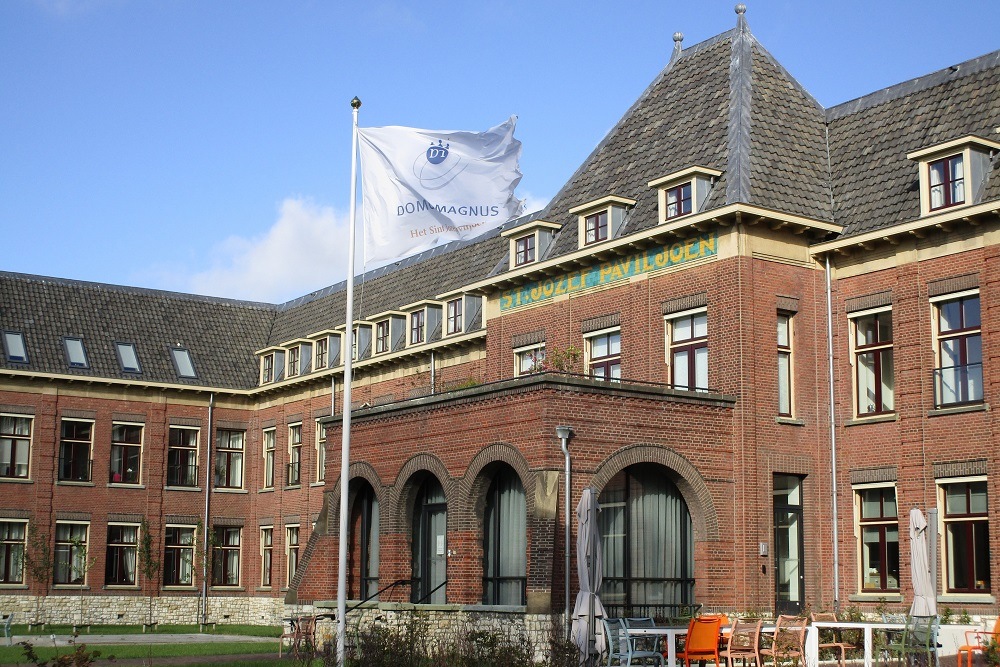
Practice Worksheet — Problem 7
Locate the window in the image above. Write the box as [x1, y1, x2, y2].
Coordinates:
[668, 310, 708, 390]
[163, 526, 195, 587]
[410, 311, 425, 345]
[857, 486, 899, 592]
[54, 522, 89, 585]
[599, 465, 694, 618]
[64, 337, 89, 369]
[315, 338, 328, 370]
[262, 354, 275, 383]
[353, 484, 379, 599]
[777, 313, 792, 416]
[514, 235, 535, 266]
[585, 211, 608, 245]
[375, 321, 389, 354]
[0, 415, 31, 479]
[115, 343, 141, 373]
[943, 479, 990, 593]
[315, 421, 326, 483]
[170, 347, 197, 379]
[167, 427, 198, 487]
[105, 524, 138, 586]
[286, 525, 300, 586]
[287, 424, 301, 486]
[215, 429, 244, 489]
[934, 293, 982, 407]
[287, 346, 300, 378]
[664, 182, 692, 220]
[110, 423, 142, 484]
[411, 477, 447, 604]
[260, 527, 273, 587]
[854, 310, 894, 415]
[0, 521, 26, 584]
[59, 420, 92, 482]
[262, 428, 275, 489]
[3, 332, 28, 364]
[588, 330, 621, 380]
[515, 344, 545, 376]
[483, 468, 526, 605]
[929, 155, 965, 211]
[211, 526, 241, 587]
[446, 299, 463, 335]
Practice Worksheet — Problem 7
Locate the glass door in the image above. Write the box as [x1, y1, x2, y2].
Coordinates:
[773, 474, 804, 615]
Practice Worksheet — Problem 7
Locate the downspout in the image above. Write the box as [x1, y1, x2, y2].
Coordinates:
[825, 254, 841, 611]
[201, 392, 215, 624]
[430, 351, 436, 395]
[556, 426, 574, 638]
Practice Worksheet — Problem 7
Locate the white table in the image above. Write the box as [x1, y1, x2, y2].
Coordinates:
[627, 626, 688, 667]
[805, 621, 905, 667]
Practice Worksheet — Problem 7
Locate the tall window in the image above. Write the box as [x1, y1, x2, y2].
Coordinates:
[514, 235, 535, 266]
[669, 310, 708, 390]
[167, 427, 198, 487]
[215, 430, 244, 489]
[262, 428, 275, 489]
[314, 338, 328, 370]
[483, 468, 526, 605]
[163, 526, 195, 586]
[353, 484, 379, 599]
[854, 310, 894, 415]
[588, 330, 621, 380]
[446, 299, 463, 335]
[105, 524, 138, 586]
[0, 415, 31, 479]
[935, 293, 982, 407]
[599, 466, 694, 618]
[929, 155, 965, 210]
[287, 424, 302, 486]
[211, 526, 241, 587]
[411, 311, 425, 345]
[942, 480, 990, 593]
[585, 211, 608, 244]
[664, 182, 692, 220]
[375, 321, 389, 354]
[110, 423, 142, 485]
[857, 486, 899, 592]
[262, 354, 274, 383]
[54, 522, 89, 585]
[287, 346, 300, 377]
[777, 313, 792, 416]
[286, 525, 300, 586]
[260, 527, 273, 587]
[59, 420, 92, 482]
[315, 421, 326, 483]
[0, 521, 26, 584]
[412, 477, 447, 604]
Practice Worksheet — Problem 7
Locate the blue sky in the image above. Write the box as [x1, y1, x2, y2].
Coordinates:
[2, 0, 996, 303]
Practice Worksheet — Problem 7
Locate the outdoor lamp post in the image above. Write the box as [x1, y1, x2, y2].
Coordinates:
[556, 425, 574, 638]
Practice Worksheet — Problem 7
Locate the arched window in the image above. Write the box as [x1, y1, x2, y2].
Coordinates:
[412, 476, 447, 603]
[349, 482, 379, 600]
[599, 465, 694, 618]
[483, 467, 526, 605]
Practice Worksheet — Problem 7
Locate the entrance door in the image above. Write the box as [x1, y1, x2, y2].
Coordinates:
[773, 474, 804, 615]
[412, 477, 447, 604]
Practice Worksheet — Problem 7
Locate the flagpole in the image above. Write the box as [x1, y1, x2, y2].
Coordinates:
[336, 95, 361, 667]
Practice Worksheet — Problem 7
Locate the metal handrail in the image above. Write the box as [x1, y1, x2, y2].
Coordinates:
[346, 578, 410, 615]
[413, 578, 447, 605]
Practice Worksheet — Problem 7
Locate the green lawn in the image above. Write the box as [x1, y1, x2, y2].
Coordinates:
[0, 640, 281, 664]
[6, 624, 281, 637]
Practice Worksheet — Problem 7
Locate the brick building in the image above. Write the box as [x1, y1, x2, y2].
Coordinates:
[1, 5, 999, 646]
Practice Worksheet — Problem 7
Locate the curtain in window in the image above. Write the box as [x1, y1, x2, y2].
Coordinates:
[484, 469, 526, 605]
[366, 494, 380, 588]
[122, 526, 137, 583]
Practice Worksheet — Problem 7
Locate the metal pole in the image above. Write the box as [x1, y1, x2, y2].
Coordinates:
[825, 253, 841, 610]
[557, 426, 573, 639]
[201, 392, 214, 625]
[336, 96, 361, 667]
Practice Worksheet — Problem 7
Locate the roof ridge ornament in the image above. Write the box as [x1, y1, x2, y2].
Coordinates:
[735, 3, 748, 31]
[672, 32, 684, 59]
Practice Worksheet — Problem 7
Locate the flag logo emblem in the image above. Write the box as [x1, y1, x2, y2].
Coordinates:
[426, 140, 450, 165]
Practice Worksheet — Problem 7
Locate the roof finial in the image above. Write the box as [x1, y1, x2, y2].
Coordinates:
[673, 32, 684, 55]
[735, 3, 746, 14]
[735, 3, 748, 31]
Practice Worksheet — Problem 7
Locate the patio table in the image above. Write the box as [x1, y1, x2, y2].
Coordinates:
[626, 626, 689, 667]
[805, 621, 905, 667]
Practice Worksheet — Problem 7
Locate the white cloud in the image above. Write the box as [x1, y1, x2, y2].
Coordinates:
[520, 191, 551, 216]
[187, 197, 359, 303]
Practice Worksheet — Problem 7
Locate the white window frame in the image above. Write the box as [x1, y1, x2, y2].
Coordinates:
[163, 524, 196, 588]
[777, 312, 793, 417]
[285, 524, 300, 587]
[410, 309, 425, 345]
[287, 423, 302, 487]
[849, 305, 895, 417]
[852, 482, 900, 594]
[0, 413, 32, 480]
[446, 298, 463, 336]
[53, 520, 90, 587]
[105, 521, 140, 587]
[314, 337, 329, 371]
[109, 421, 144, 486]
[930, 289, 982, 407]
[260, 526, 273, 588]
[59, 418, 93, 483]
[938, 475, 991, 595]
[287, 346, 300, 378]
[315, 420, 326, 484]
[167, 426, 200, 488]
[664, 307, 708, 391]
[514, 343, 546, 376]
[211, 525, 242, 588]
[0, 519, 27, 585]
[215, 429, 245, 490]
[262, 428, 276, 489]
[585, 326, 621, 380]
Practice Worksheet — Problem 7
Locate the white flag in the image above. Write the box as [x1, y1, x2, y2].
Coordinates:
[358, 116, 524, 265]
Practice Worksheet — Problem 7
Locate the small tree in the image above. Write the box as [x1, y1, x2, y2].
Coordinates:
[540, 345, 582, 373]
[69, 536, 97, 630]
[137, 517, 160, 628]
[23, 525, 52, 627]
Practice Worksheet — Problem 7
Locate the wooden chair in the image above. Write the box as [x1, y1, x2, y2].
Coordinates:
[678, 615, 724, 667]
[957, 618, 1000, 667]
[721, 618, 763, 667]
[279, 615, 317, 658]
[811, 612, 859, 667]
[760, 615, 807, 667]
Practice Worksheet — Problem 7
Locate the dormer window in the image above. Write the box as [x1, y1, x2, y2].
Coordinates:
[447, 298, 463, 335]
[410, 310, 425, 345]
[585, 211, 608, 245]
[908, 136, 1000, 217]
[501, 220, 561, 270]
[569, 196, 635, 249]
[315, 338, 328, 369]
[649, 166, 720, 224]
[262, 354, 274, 383]
[514, 235, 535, 266]
[287, 346, 300, 377]
[258, 348, 284, 384]
[375, 320, 390, 354]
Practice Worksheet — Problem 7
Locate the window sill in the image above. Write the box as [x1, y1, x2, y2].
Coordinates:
[938, 593, 995, 604]
[0, 477, 32, 484]
[258, 488, 274, 494]
[214, 488, 248, 494]
[255, 587, 272, 592]
[108, 483, 145, 489]
[928, 403, 990, 417]
[57, 480, 95, 487]
[105, 585, 140, 590]
[775, 417, 805, 426]
[283, 485, 302, 491]
[845, 414, 898, 427]
[0, 584, 29, 590]
[163, 586, 197, 592]
[848, 593, 903, 603]
[165, 486, 202, 492]
[53, 585, 90, 590]
[209, 586, 246, 592]
[310, 481, 325, 487]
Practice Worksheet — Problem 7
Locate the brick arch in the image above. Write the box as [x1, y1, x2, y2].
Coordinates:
[384, 453, 456, 534]
[460, 442, 536, 525]
[323, 460, 386, 534]
[590, 444, 719, 542]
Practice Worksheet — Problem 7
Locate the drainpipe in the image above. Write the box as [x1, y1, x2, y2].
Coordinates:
[430, 350, 436, 395]
[556, 426, 574, 638]
[825, 255, 841, 611]
[201, 392, 215, 625]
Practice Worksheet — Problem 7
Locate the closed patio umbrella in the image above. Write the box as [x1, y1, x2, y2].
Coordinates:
[909, 507, 937, 616]
[571, 487, 605, 662]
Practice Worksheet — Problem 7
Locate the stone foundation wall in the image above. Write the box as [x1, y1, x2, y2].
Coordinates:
[0, 595, 285, 627]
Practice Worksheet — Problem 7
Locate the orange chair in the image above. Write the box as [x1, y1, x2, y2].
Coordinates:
[958, 618, 1000, 667]
[678, 615, 724, 667]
